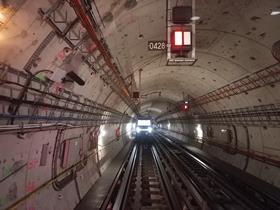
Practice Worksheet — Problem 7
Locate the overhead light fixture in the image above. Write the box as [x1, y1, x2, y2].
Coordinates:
[0, 7, 11, 24]
[190, 16, 200, 21]
[0, 11, 5, 23]
[270, 11, 280, 16]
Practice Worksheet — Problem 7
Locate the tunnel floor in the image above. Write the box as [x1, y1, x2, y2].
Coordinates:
[76, 133, 280, 210]
[75, 143, 131, 210]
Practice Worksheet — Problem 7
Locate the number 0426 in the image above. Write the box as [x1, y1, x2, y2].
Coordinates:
[148, 41, 166, 51]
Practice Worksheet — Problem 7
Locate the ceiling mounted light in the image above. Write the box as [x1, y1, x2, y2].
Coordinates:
[0, 11, 5, 23]
[0, 6, 13, 25]
[270, 11, 280, 16]
[190, 16, 200, 21]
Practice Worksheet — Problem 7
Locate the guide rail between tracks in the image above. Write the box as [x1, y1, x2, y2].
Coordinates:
[101, 133, 280, 210]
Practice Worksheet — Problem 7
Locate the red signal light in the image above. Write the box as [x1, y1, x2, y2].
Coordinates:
[183, 31, 191, 45]
[171, 29, 192, 52]
[180, 102, 189, 112]
[175, 31, 183, 46]
[174, 31, 191, 46]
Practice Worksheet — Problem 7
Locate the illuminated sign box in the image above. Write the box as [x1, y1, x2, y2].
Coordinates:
[137, 120, 151, 126]
[174, 31, 191, 45]
[166, 2, 197, 66]
[171, 28, 192, 52]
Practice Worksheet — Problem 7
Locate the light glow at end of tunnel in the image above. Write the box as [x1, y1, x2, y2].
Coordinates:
[195, 124, 203, 143]
[137, 120, 151, 126]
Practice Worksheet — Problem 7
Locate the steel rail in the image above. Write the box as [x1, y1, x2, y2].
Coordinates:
[154, 144, 207, 210]
[107, 138, 182, 210]
[97, 132, 280, 210]
[158, 127, 280, 167]
[121, 141, 175, 209]
[151, 145, 182, 210]
[112, 144, 138, 210]
[99, 144, 135, 210]
[165, 133, 280, 209]
[153, 134, 210, 210]
[155, 135, 258, 209]
[157, 132, 280, 210]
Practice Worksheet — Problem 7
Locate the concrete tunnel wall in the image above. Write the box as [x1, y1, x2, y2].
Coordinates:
[0, 125, 132, 209]
[177, 74, 280, 188]
[0, 1, 134, 209]
[139, 97, 280, 188]
[122, 0, 280, 190]
[0, 0, 280, 209]
[158, 120, 280, 188]
[148, 65, 280, 188]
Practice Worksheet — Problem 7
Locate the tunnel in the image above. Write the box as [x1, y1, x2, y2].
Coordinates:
[0, 0, 280, 209]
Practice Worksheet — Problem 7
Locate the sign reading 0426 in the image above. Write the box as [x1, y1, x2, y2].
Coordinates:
[148, 41, 166, 51]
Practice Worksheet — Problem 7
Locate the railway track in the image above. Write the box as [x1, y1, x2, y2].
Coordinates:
[113, 137, 180, 210]
[125, 142, 172, 209]
[101, 134, 280, 210]
[154, 133, 280, 210]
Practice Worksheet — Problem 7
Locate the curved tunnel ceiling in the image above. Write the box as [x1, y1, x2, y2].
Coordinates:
[0, 0, 279, 116]
[95, 0, 280, 113]
[1, 1, 280, 209]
